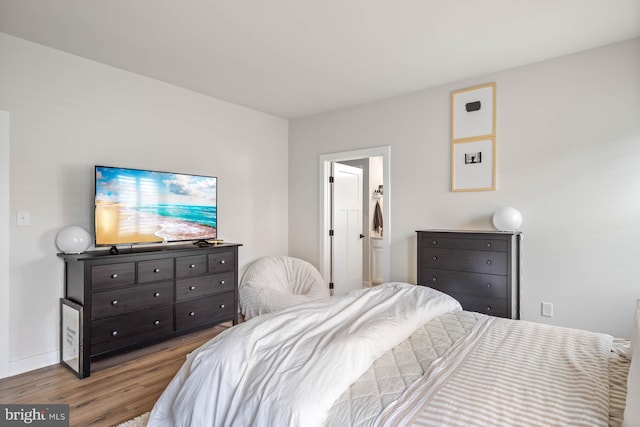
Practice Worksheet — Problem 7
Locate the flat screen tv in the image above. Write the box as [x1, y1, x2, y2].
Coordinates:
[95, 166, 217, 248]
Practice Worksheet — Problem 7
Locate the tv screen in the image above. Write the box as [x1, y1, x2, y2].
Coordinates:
[95, 166, 217, 247]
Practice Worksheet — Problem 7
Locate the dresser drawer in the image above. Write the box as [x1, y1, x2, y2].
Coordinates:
[208, 251, 235, 274]
[138, 258, 174, 283]
[91, 281, 174, 320]
[175, 272, 235, 301]
[175, 292, 235, 332]
[91, 305, 173, 355]
[417, 231, 519, 320]
[421, 269, 507, 299]
[447, 292, 508, 318]
[175, 255, 207, 279]
[421, 248, 507, 275]
[420, 235, 508, 252]
[91, 263, 136, 290]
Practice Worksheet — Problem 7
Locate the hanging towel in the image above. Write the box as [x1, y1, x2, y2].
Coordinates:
[373, 200, 383, 235]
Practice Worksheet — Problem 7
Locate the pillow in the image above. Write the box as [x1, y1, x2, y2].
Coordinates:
[623, 299, 640, 426]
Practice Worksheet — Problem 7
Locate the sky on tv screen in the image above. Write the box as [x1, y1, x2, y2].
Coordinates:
[96, 167, 217, 207]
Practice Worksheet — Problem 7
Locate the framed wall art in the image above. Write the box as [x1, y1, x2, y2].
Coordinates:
[451, 82, 496, 191]
[60, 298, 84, 377]
[451, 83, 496, 141]
[451, 138, 496, 192]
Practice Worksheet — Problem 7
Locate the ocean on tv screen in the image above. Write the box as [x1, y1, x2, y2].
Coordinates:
[95, 166, 218, 245]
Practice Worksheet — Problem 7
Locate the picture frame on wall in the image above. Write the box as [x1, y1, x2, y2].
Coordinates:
[451, 138, 496, 192]
[60, 298, 84, 378]
[451, 83, 496, 141]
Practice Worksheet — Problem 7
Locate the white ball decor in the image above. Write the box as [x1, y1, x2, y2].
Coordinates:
[492, 207, 522, 232]
[56, 225, 91, 254]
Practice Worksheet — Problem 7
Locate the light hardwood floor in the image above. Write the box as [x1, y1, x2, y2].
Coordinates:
[0, 323, 232, 426]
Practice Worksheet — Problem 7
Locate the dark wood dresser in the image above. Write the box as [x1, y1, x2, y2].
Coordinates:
[59, 243, 241, 378]
[417, 230, 520, 319]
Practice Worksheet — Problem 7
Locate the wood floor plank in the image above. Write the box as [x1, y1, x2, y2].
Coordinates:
[0, 324, 231, 427]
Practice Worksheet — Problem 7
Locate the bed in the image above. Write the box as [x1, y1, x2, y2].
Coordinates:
[147, 282, 636, 427]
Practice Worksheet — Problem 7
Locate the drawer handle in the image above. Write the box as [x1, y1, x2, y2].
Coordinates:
[432, 256, 437, 261]
[111, 330, 118, 336]
[111, 300, 118, 305]
[486, 243, 492, 248]
[431, 277, 437, 282]
[432, 240, 437, 245]
[486, 283, 492, 288]
[486, 260, 492, 265]
[111, 273, 118, 279]
[189, 311, 195, 316]
[154, 292, 160, 297]
[189, 286, 196, 290]
[219, 304, 225, 309]
[220, 260, 226, 264]
[190, 264, 196, 268]
[220, 280, 225, 285]
[154, 268, 160, 273]
[154, 320, 160, 325]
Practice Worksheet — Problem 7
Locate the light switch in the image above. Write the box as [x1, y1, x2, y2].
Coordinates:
[17, 210, 30, 226]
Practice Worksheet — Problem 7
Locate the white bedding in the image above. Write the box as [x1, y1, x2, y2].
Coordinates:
[376, 316, 613, 427]
[148, 282, 461, 427]
[326, 309, 482, 427]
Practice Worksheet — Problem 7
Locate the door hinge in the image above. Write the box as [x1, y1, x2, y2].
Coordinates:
[329, 282, 334, 290]
[329, 229, 334, 236]
[329, 176, 334, 183]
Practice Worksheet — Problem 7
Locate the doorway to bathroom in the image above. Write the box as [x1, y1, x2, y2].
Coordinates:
[319, 146, 390, 296]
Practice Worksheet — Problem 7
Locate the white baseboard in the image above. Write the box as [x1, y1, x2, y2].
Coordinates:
[8, 350, 58, 377]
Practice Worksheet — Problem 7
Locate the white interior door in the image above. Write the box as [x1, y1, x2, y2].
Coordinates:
[319, 146, 390, 293]
[332, 162, 363, 296]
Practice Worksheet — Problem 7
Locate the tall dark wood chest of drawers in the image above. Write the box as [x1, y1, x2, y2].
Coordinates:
[417, 230, 520, 319]
[59, 243, 241, 378]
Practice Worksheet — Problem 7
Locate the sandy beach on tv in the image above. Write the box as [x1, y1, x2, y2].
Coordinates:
[96, 202, 216, 244]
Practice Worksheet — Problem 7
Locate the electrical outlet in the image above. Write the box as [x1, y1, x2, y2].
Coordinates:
[541, 302, 553, 318]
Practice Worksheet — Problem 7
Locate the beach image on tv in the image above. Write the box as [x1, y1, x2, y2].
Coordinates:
[95, 167, 217, 245]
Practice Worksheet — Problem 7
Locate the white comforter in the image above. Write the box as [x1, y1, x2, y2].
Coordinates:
[148, 282, 461, 427]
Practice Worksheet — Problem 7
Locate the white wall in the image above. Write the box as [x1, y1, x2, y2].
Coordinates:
[290, 38, 640, 338]
[0, 33, 289, 376]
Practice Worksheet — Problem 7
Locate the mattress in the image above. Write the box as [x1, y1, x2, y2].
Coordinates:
[327, 310, 629, 427]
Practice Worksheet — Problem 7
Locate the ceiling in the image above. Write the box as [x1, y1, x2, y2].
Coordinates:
[1, 1, 639, 119]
